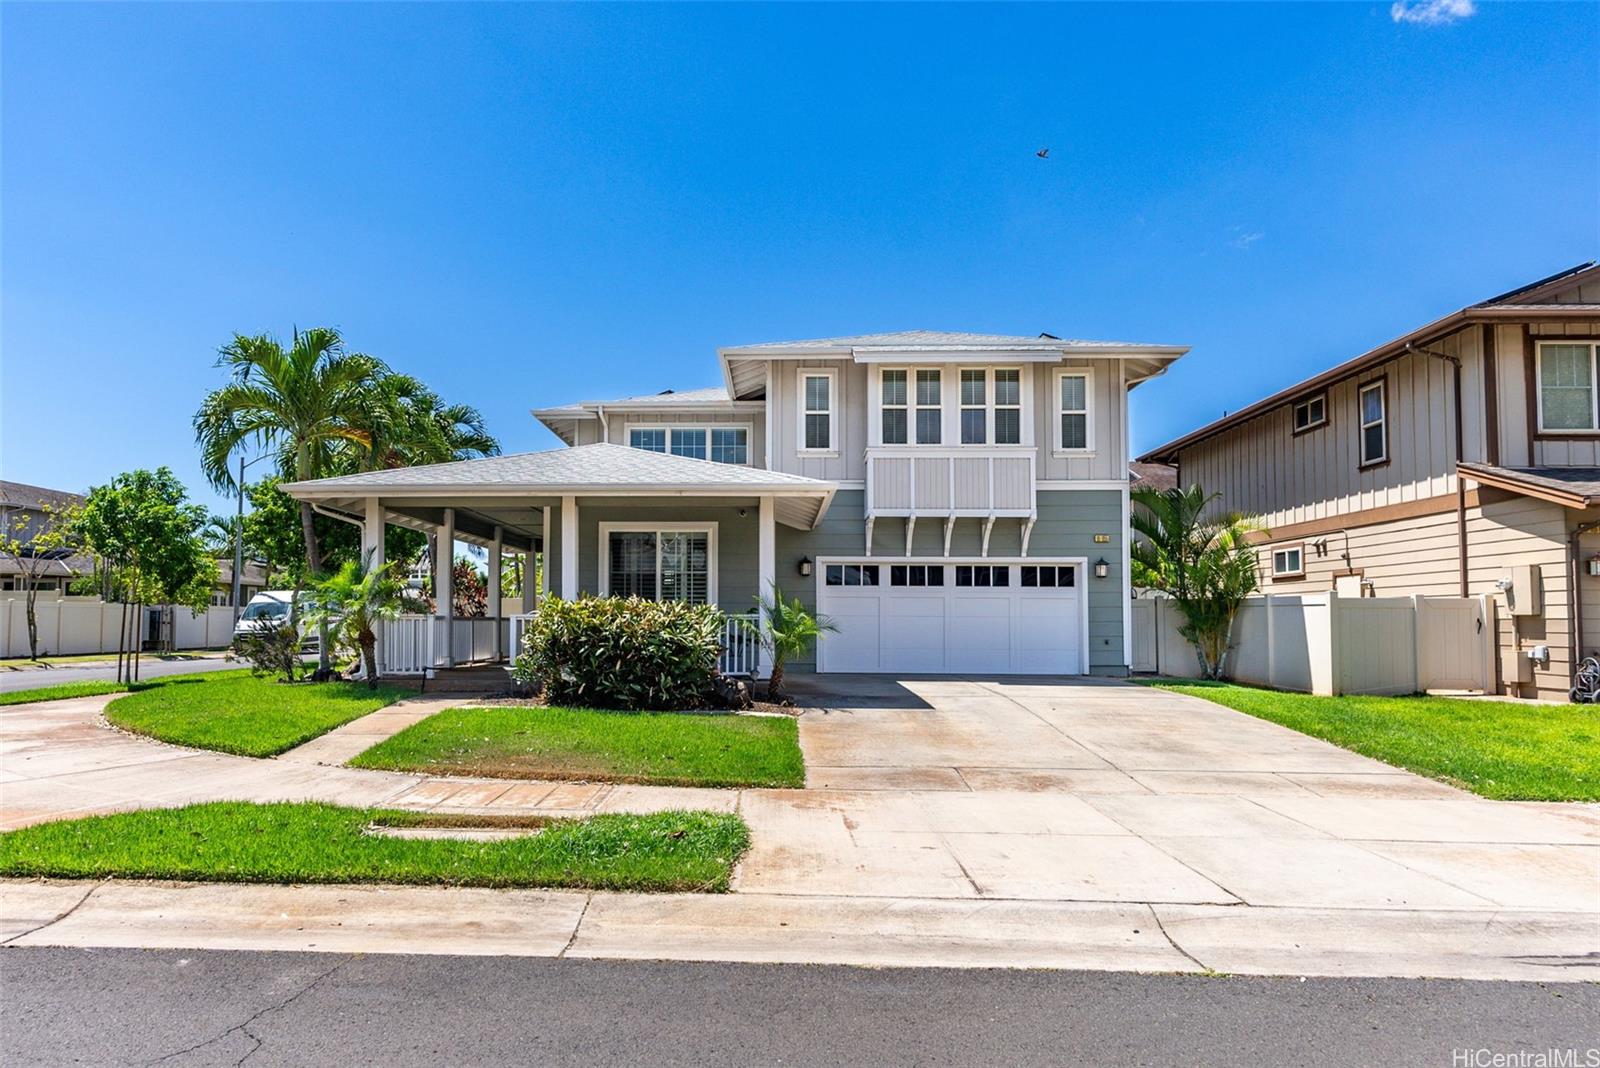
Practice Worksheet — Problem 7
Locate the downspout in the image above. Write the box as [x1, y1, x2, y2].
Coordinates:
[1568, 517, 1600, 675]
[1406, 343, 1468, 597]
[595, 405, 610, 443]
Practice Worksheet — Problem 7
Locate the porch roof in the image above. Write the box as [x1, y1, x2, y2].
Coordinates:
[280, 444, 839, 532]
[1458, 462, 1600, 510]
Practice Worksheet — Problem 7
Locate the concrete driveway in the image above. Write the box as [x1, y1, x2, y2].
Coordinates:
[735, 675, 1600, 914]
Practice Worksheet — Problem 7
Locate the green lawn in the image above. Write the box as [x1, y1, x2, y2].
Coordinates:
[350, 704, 805, 789]
[0, 801, 750, 892]
[1146, 680, 1600, 801]
[0, 680, 133, 706]
[105, 671, 410, 757]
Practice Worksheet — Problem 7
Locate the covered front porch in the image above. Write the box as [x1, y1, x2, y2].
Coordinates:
[280, 444, 837, 679]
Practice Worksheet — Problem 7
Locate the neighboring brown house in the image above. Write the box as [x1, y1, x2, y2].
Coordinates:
[1128, 462, 1177, 493]
[1140, 262, 1600, 701]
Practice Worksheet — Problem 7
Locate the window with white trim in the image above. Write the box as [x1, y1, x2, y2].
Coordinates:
[800, 371, 835, 453]
[960, 370, 987, 444]
[630, 428, 666, 452]
[1056, 371, 1090, 452]
[1358, 380, 1387, 467]
[994, 368, 1021, 444]
[1537, 341, 1600, 432]
[1292, 394, 1327, 434]
[604, 527, 713, 604]
[1271, 546, 1304, 578]
[628, 426, 747, 464]
[915, 370, 942, 444]
[880, 369, 908, 445]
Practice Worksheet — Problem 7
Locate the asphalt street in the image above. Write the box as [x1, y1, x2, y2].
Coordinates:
[3, 947, 1595, 1067]
[0, 656, 241, 693]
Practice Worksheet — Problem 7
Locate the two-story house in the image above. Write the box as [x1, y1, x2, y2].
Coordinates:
[1140, 262, 1600, 701]
[283, 331, 1187, 677]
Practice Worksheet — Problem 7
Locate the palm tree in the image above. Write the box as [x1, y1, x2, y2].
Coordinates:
[1130, 484, 1261, 679]
[201, 514, 241, 557]
[304, 551, 408, 689]
[194, 328, 381, 577]
[744, 583, 838, 701]
[344, 374, 498, 472]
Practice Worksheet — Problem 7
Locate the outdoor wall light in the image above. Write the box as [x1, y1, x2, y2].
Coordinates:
[1093, 558, 1110, 580]
[798, 557, 813, 577]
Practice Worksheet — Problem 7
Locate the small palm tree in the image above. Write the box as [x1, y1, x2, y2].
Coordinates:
[1131, 484, 1261, 679]
[744, 583, 838, 701]
[304, 551, 408, 689]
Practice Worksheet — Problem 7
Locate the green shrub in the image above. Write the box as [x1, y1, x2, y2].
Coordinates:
[512, 596, 724, 710]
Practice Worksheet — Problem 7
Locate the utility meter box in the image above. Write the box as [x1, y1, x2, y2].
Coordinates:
[1502, 647, 1533, 683]
[1506, 564, 1543, 616]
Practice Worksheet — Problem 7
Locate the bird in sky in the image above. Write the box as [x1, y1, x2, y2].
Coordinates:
[1036, 148, 1050, 159]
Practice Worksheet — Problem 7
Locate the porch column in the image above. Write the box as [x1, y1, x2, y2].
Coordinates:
[489, 526, 503, 661]
[362, 497, 385, 678]
[758, 494, 775, 677]
[439, 508, 455, 668]
[561, 495, 578, 599]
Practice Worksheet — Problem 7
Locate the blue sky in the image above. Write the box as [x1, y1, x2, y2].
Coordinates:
[3, 2, 1596, 512]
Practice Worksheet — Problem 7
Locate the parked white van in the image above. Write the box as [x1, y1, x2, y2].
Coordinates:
[232, 591, 320, 651]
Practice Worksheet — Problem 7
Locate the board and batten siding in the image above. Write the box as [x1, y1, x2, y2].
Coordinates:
[1519, 319, 1600, 467]
[1180, 330, 1485, 528]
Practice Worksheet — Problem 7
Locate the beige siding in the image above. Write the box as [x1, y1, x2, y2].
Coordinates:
[1181, 328, 1481, 527]
[1254, 494, 1576, 700]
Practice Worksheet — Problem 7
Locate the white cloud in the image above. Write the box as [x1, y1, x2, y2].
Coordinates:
[1390, 0, 1476, 26]
[1230, 230, 1264, 250]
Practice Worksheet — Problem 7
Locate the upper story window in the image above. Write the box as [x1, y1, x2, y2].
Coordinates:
[1536, 341, 1600, 432]
[1358, 379, 1388, 468]
[881, 369, 909, 445]
[1055, 370, 1091, 452]
[960, 370, 987, 444]
[1292, 393, 1327, 434]
[628, 426, 748, 465]
[799, 370, 836, 454]
[915, 370, 942, 444]
[994, 369, 1021, 444]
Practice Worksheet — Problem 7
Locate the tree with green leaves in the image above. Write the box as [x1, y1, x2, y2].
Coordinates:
[0, 499, 80, 660]
[242, 475, 426, 587]
[304, 551, 408, 689]
[74, 468, 216, 682]
[744, 583, 838, 702]
[1130, 484, 1261, 680]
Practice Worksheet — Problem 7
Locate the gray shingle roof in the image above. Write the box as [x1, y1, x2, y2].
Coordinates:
[535, 386, 734, 416]
[722, 330, 1180, 353]
[281, 443, 834, 495]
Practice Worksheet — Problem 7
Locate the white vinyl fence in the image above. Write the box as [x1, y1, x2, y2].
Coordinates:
[1131, 591, 1495, 696]
[380, 615, 514, 676]
[1, 597, 237, 659]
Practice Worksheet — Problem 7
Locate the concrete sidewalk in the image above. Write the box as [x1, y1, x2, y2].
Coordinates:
[3, 879, 1595, 981]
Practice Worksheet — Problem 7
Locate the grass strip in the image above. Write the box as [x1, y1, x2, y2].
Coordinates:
[0, 801, 750, 892]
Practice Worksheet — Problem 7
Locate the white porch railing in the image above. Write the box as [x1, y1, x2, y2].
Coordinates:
[380, 615, 513, 676]
[509, 612, 537, 661]
[720, 612, 761, 677]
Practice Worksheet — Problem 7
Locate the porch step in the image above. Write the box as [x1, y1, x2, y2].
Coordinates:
[421, 665, 517, 695]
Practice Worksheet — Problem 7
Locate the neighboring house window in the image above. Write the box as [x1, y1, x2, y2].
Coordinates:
[1292, 394, 1327, 434]
[994, 369, 1022, 444]
[629, 426, 747, 464]
[915, 370, 942, 444]
[881, 369, 909, 445]
[710, 428, 747, 465]
[800, 371, 835, 453]
[1271, 546, 1304, 578]
[602, 525, 714, 604]
[630, 428, 666, 453]
[1537, 341, 1600, 431]
[1056, 371, 1091, 452]
[1358, 380, 1387, 467]
[960, 370, 987, 444]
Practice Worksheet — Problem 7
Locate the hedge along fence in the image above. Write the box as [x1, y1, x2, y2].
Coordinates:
[512, 596, 725, 710]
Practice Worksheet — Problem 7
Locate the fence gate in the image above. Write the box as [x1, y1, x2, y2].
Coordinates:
[1415, 595, 1493, 692]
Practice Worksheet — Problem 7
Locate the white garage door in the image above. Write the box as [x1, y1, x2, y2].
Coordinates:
[817, 560, 1084, 675]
